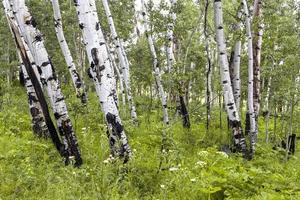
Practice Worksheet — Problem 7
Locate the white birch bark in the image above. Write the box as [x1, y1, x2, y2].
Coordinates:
[243, 0, 257, 155]
[107, 39, 125, 106]
[264, 75, 271, 143]
[253, 0, 263, 116]
[11, 0, 82, 166]
[5, 3, 66, 158]
[166, 0, 176, 73]
[102, 0, 138, 123]
[21, 62, 50, 137]
[187, 62, 195, 105]
[2, 0, 50, 138]
[142, 0, 169, 125]
[232, 41, 241, 111]
[74, 0, 131, 160]
[105, 42, 119, 107]
[21, 61, 50, 137]
[51, 0, 86, 104]
[214, 0, 246, 153]
[204, 0, 212, 129]
[231, 6, 243, 111]
[116, 66, 126, 107]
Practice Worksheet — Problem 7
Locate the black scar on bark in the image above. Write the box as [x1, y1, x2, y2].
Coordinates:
[54, 18, 61, 28]
[30, 107, 39, 118]
[106, 113, 123, 135]
[91, 48, 99, 65]
[288, 134, 296, 154]
[245, 112, 250, 136]
[79, 23, 84, 29]
[19, 68, 25, 86]
[37, 66, 42, 75]
[49, 58, 57, 81]
[62, 119, 83, 167]
[34, 34, 43, 42]
[25, 16, 37, 28]
[10, 23, 65, 157]
[229, 119, 247, 154]
[72, 70, 81, 84]
[87, 67, 93, 79]
[73, 0, 79, 6]
[106, 112, 129, 162]
[28, 93, 39, 103]
[179, 96, 190, 128]
[95, 22, 100, 31]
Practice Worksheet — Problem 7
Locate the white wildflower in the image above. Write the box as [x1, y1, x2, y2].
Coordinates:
[160, 184, 165, 189]
[195, 161, 207, 167]
[103, 159, 109, 164]
[216, 151, 229, 158]
[169, 167, 179, 172]
[197, 150, 209, 157]
[190, 178, 197, 182]
[103, 155, 115, 164]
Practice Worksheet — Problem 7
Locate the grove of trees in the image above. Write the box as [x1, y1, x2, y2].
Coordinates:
[0, 0, 299, 199]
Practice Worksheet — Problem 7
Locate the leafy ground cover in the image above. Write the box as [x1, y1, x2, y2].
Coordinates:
[0, 85, 299, 200]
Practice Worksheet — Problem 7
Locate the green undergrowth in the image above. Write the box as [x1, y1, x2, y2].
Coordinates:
[0, 85, 300, 200]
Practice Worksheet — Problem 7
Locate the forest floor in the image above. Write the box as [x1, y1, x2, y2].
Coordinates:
[0, 85, 300, 200]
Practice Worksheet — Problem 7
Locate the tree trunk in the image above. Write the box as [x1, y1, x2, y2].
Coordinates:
[243, 0, 257, 157]
[74, 0, 131, 161]
[229, 6, 243, 112]
[263, 75, 272, 143]
[2, 0, 50, 138]
[232, 41, 242, 111]
[5, 9, 65, 161]
[21, 63, 50, 138]
[51, 0, 87, 104]
[11, 0, 82, 166]
[108, 46, 126, 107]
[142, 2, 169, 125]
[213, 0, 247, 155]
[253, 0, 263, 117]
[204, 0, 212, 130]
[102, 0, 138, 124]
[166, 0, 176, 73]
